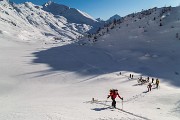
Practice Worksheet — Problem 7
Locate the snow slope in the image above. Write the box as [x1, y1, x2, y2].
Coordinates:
[0, 2, 180, 120]
[80, 6, 180, 86]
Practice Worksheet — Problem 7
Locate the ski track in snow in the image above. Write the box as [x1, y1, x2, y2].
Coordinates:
[88, 101, 150, 120]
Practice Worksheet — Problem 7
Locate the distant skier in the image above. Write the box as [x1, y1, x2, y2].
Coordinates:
[129, 74, 133, 79]
[147, 83, 152, 92]
[156, 79, 160, 89]
[147, 77, 149, 82]
[152, 78, 154, 83]
[107, 89, 123, 108]
[130, 74, 131, 78]
[131, 74, 134, 79]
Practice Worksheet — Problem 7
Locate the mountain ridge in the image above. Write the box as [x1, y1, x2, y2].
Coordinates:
[0, 0, 100, 44]
[42, 1, 98, 26]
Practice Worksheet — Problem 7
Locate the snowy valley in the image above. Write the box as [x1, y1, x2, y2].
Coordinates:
[0, 0, 180, 120]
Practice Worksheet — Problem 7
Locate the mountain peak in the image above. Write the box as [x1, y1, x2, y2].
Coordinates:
[43, 2, 70, 15]
[47, 0, 53, 5]
[42, 2, 99, 26]
[96, 18, 104, 22]
[107, 14, 121, 22]
[44, 1, 52, 7]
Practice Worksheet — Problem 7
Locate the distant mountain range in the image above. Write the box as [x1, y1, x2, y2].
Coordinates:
[0, 0, 120, 43]
[0, 0, 115, 42]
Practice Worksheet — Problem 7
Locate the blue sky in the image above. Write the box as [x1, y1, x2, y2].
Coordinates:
[11, 0, 180, 20]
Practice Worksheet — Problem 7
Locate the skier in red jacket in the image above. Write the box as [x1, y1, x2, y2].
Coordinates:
[107, 89, 123, 108]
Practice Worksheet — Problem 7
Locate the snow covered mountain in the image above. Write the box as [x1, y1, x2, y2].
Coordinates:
[0, 1, 180, 119]
[96, 18, 104, 22]
[107, 14, 121, 23]
[0, 0, 100, 44]
[42, 1, 99, 26]
[79, 6, 180, 86]
[42, 1, 104, 33]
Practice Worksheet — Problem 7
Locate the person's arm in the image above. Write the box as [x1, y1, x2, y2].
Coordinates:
[117, 93, 123, 100]
[107, 92, 112, 98]
[107, 95, 110, 98]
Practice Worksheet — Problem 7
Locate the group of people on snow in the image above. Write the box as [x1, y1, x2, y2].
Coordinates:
[136, 76, 160, 92]
[129, 74, 134, 79]
[106, 73, 160, 108]
[147, 78, 160, 92]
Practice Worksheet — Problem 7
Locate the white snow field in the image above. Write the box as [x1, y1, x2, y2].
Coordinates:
[0, 1, 180, 120]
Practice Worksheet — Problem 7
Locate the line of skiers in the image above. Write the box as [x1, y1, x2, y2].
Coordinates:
[147, 78, 160, 92]
[106, 80, 160, 108]
[106, 73, 160, 108]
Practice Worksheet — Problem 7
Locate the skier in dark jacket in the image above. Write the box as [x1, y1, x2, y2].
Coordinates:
[147, 83, 152, 92]
[152, 78, 154, 83]
[107, 89, 123, 108]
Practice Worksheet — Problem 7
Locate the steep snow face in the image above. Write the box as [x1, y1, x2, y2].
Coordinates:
[62, 8, 98, 26]
[13, 2, 80, 40]
[43, 1, 70, 15]
[0, 1, 94, 44]
[42, 2, 99, 26]
[0, 1, 41, 41]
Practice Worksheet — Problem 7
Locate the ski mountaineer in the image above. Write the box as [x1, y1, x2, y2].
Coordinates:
[147, 83, 152, 92]
[156, 79, 160, 89]
[107, 89, 123, 108]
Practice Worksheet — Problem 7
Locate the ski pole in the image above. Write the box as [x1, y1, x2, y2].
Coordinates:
[104, 98, 108, 107]
[121, 98, 123, 110]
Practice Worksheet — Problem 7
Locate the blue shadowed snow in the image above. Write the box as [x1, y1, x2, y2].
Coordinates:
[33, 42, 180, 87]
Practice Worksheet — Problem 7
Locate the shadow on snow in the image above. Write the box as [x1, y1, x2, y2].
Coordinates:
[91, 101, 151, 120]
[32, 43, 180, 87]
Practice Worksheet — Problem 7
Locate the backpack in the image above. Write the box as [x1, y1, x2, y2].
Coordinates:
[110, 89, 118, 93]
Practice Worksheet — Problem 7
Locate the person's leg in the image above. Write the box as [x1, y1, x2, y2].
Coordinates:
[112, 100, 114, 107]
[112, 99, 116, 108]
[114, 100, 116, 108]
[112, 99, 114, 107]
